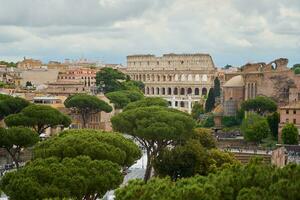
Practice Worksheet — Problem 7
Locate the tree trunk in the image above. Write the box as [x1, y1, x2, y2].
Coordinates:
[144, 151, 153, 182]
[6, 148, 19, 169]
[81, 113, 87, 128]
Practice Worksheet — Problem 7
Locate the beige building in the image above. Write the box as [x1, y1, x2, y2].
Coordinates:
[17, 58, 42, 70]
[126, 53, 217, 113]
[278, 101, 300, 143]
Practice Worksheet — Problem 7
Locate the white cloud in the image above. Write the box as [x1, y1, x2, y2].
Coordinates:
[0, 0, 299, 66]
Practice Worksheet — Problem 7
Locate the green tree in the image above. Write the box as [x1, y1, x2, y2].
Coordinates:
[292, 64, 300, 70]
[33, 129, 141, 168]
[0, 127, 39, 168]
[0, 95, 30, 120]
[111, 106, 195, 181]
[223, 64, 233, 69]
[192, 128, 216, 149]
[123, 97, 168, 111]
[241, 96, 277, 115]
[294, 67, 300, 74]
[281, 123, 299, 145]
[198, 115, 215, 128]
[267, 112, 280, 139]
[213, 77, 221, 97]
[0, 61, 17, 68]
[25, 81, 33, 87]
[64, 94, 112, 128]
[4, 105, 71, 135]
[123, 80, 145, 91]
[205, 88, 215, 112]
[241, 113, 270, 143]
[1, 156, 123, 200]
[106, 90, 144, 109]
[154, 140, 210, 180]
[191, 102, 204, 120]
[96, 67, 127, 93]
[154, 140, 236, 180]
[115, 160, 300, 200]
[221, 116, 241, 127]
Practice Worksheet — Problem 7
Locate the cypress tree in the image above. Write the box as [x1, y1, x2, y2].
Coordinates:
[205, 88, 215, 113]
[214, 77, 221, 97]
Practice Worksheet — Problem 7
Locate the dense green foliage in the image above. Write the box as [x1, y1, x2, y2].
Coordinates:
[154, 140, 236, 180]
[1, 156, 123, 200]
[213, 77, 221, 97]
[0, 127, 39, 168]
[241, 113, 270, 143]
[106, 90, 144, 109]
[0, 94, 30, 120]
[96, 67, 127, 93]
[115, 160, 300, 200]
[281, 123, 299, 145]
[4, 104, 71, 135]
[191, 102, 204, 120]
[292, 64, 300, 70]
[0, 60, 17, 68]
[123, 97, 168, 111]
[294, 67, 300, 74]
[64, 94, 112, 128]
[123, 80, 145, 91]
[192, 128, 216, 149]
[198, 115, 215, 128]
[111, 106, 195, 181]
[34, 129, 141, 168]
[267, 112, 280, 139]
[241, 96, 277, 115]
[205, 88, 215, 112]
[221, 116, 241, 127]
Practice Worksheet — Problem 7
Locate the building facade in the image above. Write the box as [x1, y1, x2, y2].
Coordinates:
[222, 58, 300, 116]
[57, 68, 98, 88]
[17, 58, 42, 70]
[278, 101, 300, 143]
[126, 53, 216, 113]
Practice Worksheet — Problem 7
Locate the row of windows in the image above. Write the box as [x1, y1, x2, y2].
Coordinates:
[286, 110, 298, 114]
[145, 87, 208, 96]
[129, 60, 210, 66]
[58, 76, 95, 80]
[285, 118, 297, 124]
[132, 74, 209, 82]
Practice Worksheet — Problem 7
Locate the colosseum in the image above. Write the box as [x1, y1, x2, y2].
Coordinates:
[126, 53, 217, 113]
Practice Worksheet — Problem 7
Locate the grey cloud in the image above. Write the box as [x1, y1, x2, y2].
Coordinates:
[0, 0, 170, 27]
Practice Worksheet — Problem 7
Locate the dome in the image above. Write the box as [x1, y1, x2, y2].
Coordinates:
[223, 75, 244, 87]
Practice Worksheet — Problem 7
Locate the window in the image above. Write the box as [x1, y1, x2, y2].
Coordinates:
[286, 119, 289, 123]
[286, 110, 289, 114]
[168, 61, 171, 65]
[157, 61, 159, 65]
[294, 110, 297, 114]
[181, 61, 184, 64]
[147, 61, 150, 65]
[293, 119, 296, 124]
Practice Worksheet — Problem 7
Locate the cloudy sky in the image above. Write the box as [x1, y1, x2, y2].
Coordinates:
[0, 0, 299, 67]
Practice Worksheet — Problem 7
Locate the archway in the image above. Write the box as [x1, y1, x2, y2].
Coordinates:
[180, 88, 185, 95]
[195, 88, 200, 95]
[187, 88, 192, 95]
[168, 87, 172, 95]
[156, 87, 160, 95]
[174, 88, 178, 95]
[162, 88, 166, 95]
[202, 88, 207, 96]
[151, 87, 154, 95]
[180, 101, 185, 107]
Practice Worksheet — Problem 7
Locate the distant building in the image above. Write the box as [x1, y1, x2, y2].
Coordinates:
[57, 68, 98, 88]
[272, 145, 300, 167]
[20, 68, 59, 88]
[221, 58, 300, 116]
[46, 81, 86, 96]
[125, 53, 217, 113]
[278, 101, 300, 143]
[17, 58, 42, 70]
[47, 61, 69, 70]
